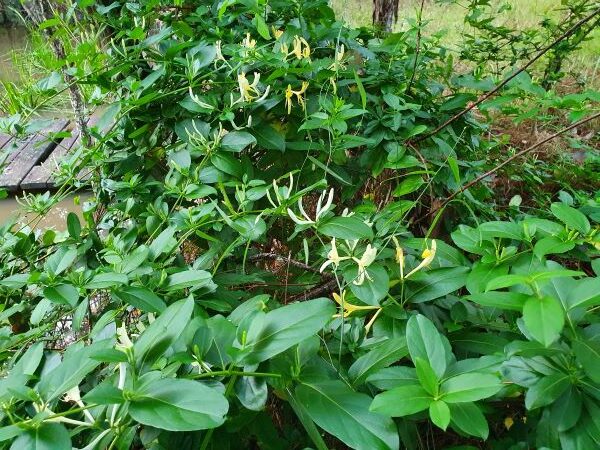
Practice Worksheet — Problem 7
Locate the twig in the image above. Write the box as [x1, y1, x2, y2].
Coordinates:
[425, 111, 600, 220]
[407, 0, 426, 93]
[249, 252, 332, 277]
[413, 6, 600, 143]
[289, 278, 338, 302]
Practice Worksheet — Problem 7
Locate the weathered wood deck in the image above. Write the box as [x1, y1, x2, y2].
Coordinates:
[0, 116, 95, 192]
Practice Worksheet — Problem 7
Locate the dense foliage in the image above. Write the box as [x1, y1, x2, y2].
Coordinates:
[0, 1, 599, 449]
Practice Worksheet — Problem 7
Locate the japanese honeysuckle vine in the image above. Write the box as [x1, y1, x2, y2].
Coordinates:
[0, 1, 599, 449]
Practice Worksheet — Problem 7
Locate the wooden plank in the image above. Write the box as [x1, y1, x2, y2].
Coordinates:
[0, 120, 68, 191]
[0, 134, 12, 150]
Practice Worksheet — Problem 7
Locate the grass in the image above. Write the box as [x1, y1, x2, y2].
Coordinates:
[330, 0, 600, 77]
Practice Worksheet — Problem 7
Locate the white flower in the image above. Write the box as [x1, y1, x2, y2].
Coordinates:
[392, 236, 405, 280]
[352, 244, 378, 285]
[267, 173, 294, 208]
[319, 238, 351, 272]
[237, 72, 270, 104]
[287, 188, 334, 225]
[116, 324, 133, 352]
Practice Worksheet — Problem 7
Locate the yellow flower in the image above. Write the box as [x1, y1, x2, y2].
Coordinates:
[237, 72, 269, 103]
[328, 44, 346, 71]
[404, 239, 437, 279]
[272, 27, 284, 40]
[290, 35, 311, 60]
[284, 81, 309, 114]
[392, 236, 405, 280]
[332, 290, 379, 318]
[364, 307, 383, 333]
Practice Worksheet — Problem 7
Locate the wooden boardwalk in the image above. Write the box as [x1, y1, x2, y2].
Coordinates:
[0, 117, 94, 192]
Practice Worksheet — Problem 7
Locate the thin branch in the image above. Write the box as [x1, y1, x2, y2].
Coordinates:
[426, 111, 600, 219]
[413, 6, 600, 143]
[289, 278, 338, 302]
[407, 0, 426, 93]
[249, 252, 332, 277]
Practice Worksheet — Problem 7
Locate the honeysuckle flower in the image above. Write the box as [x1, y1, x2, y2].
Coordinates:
[116, 324, 133, 352]
[63, 386, 95, 423]
[215, 40, 225, 61]
[237, 72, 270, 103]
[242, 33, 256, 50]
[404, 239, 437, 279]
[332, 290, 379, 318]
[364, 307, 383, 333]
[267, 172, 294, 208]
[328, 44, 346, 71]
[392, 236, 405, 280]
[287, 188, 334, 225]
[272, 27, 284, 39]
[319, 238, 351, 272]
[352, 244, 378, 285]
[290, 35, 310, 59]
[284, 81, 309, 114]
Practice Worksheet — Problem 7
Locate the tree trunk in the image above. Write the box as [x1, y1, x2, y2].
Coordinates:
[22, 0, 90, 146]
[372, 0, 399, 31]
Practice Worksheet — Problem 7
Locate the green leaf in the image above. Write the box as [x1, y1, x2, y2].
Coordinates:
[440, 373, 502, 403]
[0, 274, 29, 289]
[297, 381, 399, 450]
[522, 296, 564, 347]
[404, 267, 469, 303]
[254, 124, 285, 151]
[318, 216, 373, 240]
[221, 131, 256, 152]
[573, 339, 600, 383]
[254, 14, 270, 39]
[525, 374, 570, 410]
[129, 377, 228, 431]
[533, 237, 575, 259]
[354, 70, 367, 109]
[465, 291, 528, 311]
[43, 284, 79, 307]
[449, 402, 489, 439]
[10, 423, 71, 450]
[567, 277, 600, 310]
[348, 337, 407, 385]
[45, 246, 77, 276]
[415, 358, 439, 396]
[550, 203, 590, 234]
[393, 175, 423, 197]
[346, 265, 389, 306]
[113, 286, 166, 313]
[406, 314, 448, 378]
[134, 298, 194, 364]
[549, 386, 582, 432]
[370, 384, 432, 417]
[429, 400, 450, 430]
[37, 339, 112, 401]
[85, 272, 128, 289]
[66, 212, 81, 239]
[165, 270, 214, 292]
[466, 261, 509, 294]
[239, 298, 334, 365]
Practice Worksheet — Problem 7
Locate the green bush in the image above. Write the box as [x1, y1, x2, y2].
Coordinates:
[0, 1, 599, 449]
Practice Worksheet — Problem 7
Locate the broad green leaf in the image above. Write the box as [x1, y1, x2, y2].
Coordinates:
[10, 423, 70, 450]
[370, 384, 432, 417]
[45, 246, 77, 276]
[297, 381, 399, 450]
[239, 298, 334, 365]
[440, 373, 502, 403]
[404, 267, 469, 303]
[415, 357, 439, 396]
[549, 386, 582, 432]
[0, 425, 21, 443]
[221, 131, 256, 152]
[573, 339, 600, 383]
[66, 212, 81, 239]
[366, 366, 418, 390]
[346, 265, 389, 306]
[165, 270, 214, 292]
[522, 296, 564, 347]
[37, 339, 112, 401]
[533, 237, 574, 259]
[550, 203, 590, 234]
[478, 221, 523, 240]
[466, 262, 509, 294]
[253, 123, 285, 151]
[406, 315, 448, 378]
[465, 291, 528, 311]
[134, 298, 194, 364]
[525, 373, 570, 410]
[235, 375, 267, 411]
[0, 274, 29, 289]
[113, 286, 166, 313]
[449, 402, 489, 439]
[349, 337, 408, 385]
[43, 284, 78, 307]
[85, 272, 128, 289]
[429, 400, 450, 430]
[318, 216, 373, 240]
[567, 278, 600, 310]
[129, 377, 228, 431]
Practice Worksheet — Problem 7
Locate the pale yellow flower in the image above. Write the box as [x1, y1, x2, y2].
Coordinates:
[392, 236, 405, 280]
[242, 33, 256, 49]
[284, 82, 309, 114]
[319, 238, 351, 272]
[332, 290, 379, 318]
[272, 27, 284, 40]
[352, 244, 377, 285]
[237, 72, 270, 103]
[404, 239, 437, 279]
[290, 35, 311, 60]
